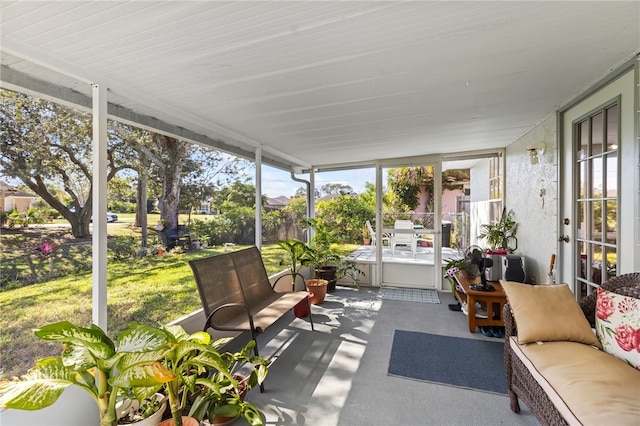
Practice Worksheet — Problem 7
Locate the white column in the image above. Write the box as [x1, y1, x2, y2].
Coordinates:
[433, 159, 443, 290]
[375, 162, 383, 286]
[255, 147, 262, 250]
[308, 169, 316, 242]
[92, 83, 108, 330]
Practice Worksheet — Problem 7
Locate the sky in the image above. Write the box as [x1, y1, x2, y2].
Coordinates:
[259, 165, 376, 198]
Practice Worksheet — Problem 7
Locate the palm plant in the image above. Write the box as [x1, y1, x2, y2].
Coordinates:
[276, 238, 311, 291]
[478, 208, 518, 252]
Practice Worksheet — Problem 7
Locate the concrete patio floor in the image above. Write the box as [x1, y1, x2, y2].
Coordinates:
[226, 285, 540, 426]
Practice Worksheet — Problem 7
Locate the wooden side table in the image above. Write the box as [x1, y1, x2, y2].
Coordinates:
[454, 271, 507, 333]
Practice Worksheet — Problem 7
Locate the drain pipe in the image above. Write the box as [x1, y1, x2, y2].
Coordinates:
[290, 171, 313, 243]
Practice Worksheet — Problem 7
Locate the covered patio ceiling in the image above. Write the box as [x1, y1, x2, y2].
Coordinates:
[1, 1, 639, 172]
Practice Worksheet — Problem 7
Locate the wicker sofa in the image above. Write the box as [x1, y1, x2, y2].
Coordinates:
[503, 273, 640, 425]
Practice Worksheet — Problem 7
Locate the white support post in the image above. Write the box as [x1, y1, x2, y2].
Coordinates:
[255, 147, 262, 250]
[433, 159, 443, 290]
[308, 169, 316, 242]
[375, 162, 383, 286]
[92, 83, 108, 330]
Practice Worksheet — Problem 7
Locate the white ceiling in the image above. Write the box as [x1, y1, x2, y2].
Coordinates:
[1, 1, 639, 171]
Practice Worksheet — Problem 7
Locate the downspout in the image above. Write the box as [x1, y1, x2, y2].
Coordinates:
[290, 171, 312, 243]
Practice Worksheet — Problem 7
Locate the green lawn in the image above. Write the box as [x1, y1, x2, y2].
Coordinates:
[0, 243, 274, 379]
[0, 239, 357, 379]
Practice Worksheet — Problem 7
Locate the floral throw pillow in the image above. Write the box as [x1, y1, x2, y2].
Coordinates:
[595, 287, 640, 369]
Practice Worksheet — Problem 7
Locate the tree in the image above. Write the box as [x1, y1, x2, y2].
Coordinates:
[320, 183, 353, 196]
[315, 193, 375, 243]
[388, 167, 470, 212]
[179, 147, 248, 223]
[0, 90, 128, 238]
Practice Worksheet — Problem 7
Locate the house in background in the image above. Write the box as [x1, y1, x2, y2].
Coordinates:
[0, 181, 38, 213]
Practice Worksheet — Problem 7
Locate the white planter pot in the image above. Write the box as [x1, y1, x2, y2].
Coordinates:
[117, 393, 167, 426]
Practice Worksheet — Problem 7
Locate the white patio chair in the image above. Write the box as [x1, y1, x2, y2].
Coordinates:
[366, 220, 389, 247]
[391, 220, 417, 255]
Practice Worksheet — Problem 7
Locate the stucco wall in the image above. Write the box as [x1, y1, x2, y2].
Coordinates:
[505, 115, 558, 284]
[470, 158, 490, 202]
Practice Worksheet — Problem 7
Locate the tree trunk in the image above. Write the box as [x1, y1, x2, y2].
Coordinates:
[137, 173, 148, 247]
[135, 153, 149, 247]
[154, 134, 187, 230]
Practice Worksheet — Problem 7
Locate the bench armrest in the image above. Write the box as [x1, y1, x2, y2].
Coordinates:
[204, 302, 261, 334]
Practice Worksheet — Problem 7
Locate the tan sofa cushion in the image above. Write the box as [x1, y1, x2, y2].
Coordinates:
[501, 281, 601, 347]
[511, 338, 640, 425]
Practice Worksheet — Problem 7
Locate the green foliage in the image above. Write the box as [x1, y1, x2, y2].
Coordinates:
[478, 208, 518, 251]
[315, 193, 375, 243]
[387, 167, 470, 213]
[335, 258, 365, 290]
[107, 236, 139, 262]
[277, 239, 311, 290]
[187, 340, 270, 426]
[0, 321, 176, 426]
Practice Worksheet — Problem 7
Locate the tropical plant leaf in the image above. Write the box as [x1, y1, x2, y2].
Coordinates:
[109, 361, 175, 388]
[0, 357, 76, 410]
[117, 323, 172, 353]
[116, 348, 169, 371]
[132, 385, 163, 402]
[34, 321, 115, 360]
[61, 343, 97, 371]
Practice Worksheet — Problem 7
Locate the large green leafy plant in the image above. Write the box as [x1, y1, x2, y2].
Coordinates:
[0, 321, 175, 426]
[0, 322, 270, 426]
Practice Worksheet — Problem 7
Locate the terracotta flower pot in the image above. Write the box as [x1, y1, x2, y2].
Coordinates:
[305, 279, 328, 304]
[158, 416, 199, 426]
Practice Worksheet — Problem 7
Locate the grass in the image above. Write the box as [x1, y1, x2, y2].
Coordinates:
[0, 224, 358, 379]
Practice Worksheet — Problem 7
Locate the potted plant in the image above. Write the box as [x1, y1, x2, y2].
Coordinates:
[301, 218, 341, 292]
[117, 392, 167, 425]
[187, 339, 269, 426]
[362, 224, 372, 245]
[478, 208, 518, 252]
[335, 258, 365, 291]
[275, 239, 310, 291]
[304, 278, 329, 305]
[0, 321, 176, 426]
[155, 326, 241, 426]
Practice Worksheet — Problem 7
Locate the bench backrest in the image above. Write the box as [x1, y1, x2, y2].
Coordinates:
[189, 247, 276, 320]
[189, 250, 246, 324]
[232, 246, 277, 307]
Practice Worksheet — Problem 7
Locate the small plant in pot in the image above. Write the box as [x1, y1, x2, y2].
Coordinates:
[300, 218, 341, 292]
[362, 224, 372, 245]
[117, 392, 167, 425]
[188, 339, 269, 426]
[275, 238, 310, 291]
[478, 208, 518, 252]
